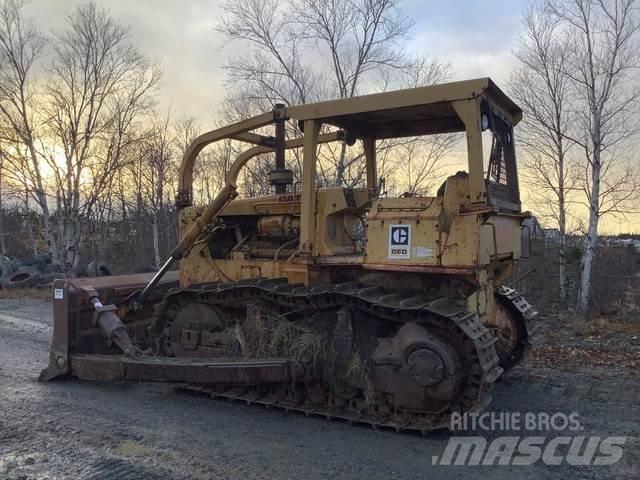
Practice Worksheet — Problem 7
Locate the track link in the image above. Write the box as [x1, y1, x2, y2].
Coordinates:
[149, 278, 504, 434]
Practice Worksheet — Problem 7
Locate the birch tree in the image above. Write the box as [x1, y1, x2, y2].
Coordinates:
[0, 0, 56, 260]
[510, 1, 577, 301]
[548, 0, 640, 314]
[45, 2, 160, 269]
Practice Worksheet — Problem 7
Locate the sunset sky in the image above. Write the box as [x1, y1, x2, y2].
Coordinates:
[21, 0, 638, 233]
[24, 0, 525, 121]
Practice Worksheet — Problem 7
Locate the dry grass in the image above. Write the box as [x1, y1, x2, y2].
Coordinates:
[234, 313, 333, 366]
[546, 310, 640, 338]
[531, 345, 640, 371]
[346, 351, 369, 380]
[230, 311, 380, 398]
[533, 309, 639, 371]
[0, 287, 51, 301]
[289, 331, 329, 365]
[609, 285, 640, 320]
[345, 351, 376, 404]
[582, 316, 640, 336]
[224, 309, 383, 401]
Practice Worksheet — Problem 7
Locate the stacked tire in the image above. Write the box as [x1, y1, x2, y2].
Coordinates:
[0, 254, 113, 289]
[1, 254, 43, 289]
[1, 266, 41, 288]
[0, 254, 67, 289]
[86, 260, 113, 277]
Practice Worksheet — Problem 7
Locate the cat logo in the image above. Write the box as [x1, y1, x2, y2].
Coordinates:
[388, 224, 411, 259]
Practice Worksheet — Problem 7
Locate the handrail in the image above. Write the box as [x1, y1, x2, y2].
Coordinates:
[137, 127, 342, 306]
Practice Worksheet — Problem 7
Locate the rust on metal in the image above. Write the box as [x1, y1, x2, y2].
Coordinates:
[362, 263, 476, 275]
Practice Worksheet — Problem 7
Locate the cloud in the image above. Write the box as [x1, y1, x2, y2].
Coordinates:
[24, 0, 528, 121]
[404, 0, 525, 84]
[24, 0, 228, 124]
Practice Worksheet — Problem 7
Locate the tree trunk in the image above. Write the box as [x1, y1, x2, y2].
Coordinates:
[72, 229, 83, 272]
[578, 210, 598, 314]
[23, 190, 36, 254]
[63, 215, 74, 269]
[0, 160, 6, 255]
[25, 116, 59, 264]
[152, 213, 161, 269]
[578, 146, 601, 315]
[63, 208, 83, 271]
[34, 187, 58, 263]
[558, 206, 567, 301]
[558, 149, 567, 301]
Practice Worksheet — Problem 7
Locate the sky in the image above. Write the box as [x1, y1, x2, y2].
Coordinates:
[20, 0, 638, 233]
[23, 0, 527, 126]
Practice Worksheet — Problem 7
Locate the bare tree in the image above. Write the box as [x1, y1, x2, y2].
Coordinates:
[132, 113, 175, 268]
[173, 116, 201, 160]
[293, 0, 413, 177]
[218, 0, 317, 107]
[375, 57, 456, 195]
[379, 55, 452, 91]
[510, 1, 578, 301]
[217, 0, 443, 189]
[44, 2, 160, 269]
[294, 0, 413, 99]
[389, 136, 455, 195]
[0, 0, 56, 259]
[173, 115, 233, 203]
[548, 0, 640, 314]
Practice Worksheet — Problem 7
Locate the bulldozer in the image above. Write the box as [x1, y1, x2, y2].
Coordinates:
[40, 78, 536, 433]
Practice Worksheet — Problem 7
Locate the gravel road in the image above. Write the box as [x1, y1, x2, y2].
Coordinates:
[0, 298, 638, 479]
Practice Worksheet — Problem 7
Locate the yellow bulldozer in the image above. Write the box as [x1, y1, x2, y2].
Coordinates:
[40, 78, 536, 433]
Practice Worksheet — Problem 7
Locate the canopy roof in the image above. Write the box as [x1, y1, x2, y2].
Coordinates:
[286, 77, 522, 139]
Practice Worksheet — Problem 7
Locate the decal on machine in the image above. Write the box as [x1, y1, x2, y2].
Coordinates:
[415, 246, 434, 258]
[388, 224, 411, 259]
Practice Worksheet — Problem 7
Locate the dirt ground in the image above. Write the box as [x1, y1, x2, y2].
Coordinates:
[0, 297, 638, 479]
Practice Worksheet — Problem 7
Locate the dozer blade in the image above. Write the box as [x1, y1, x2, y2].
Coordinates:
[69, 355, 306, 384]
[39, 275, 312, 387]
[40, 273, 180, 382]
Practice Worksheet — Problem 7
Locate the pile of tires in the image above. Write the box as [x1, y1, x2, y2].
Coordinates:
[1, 254, 62, 289]
[0, 253, 113, 289]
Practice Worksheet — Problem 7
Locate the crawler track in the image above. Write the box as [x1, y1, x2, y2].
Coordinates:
[146, 278, 509, 433]
[494, 285, 537, 371]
